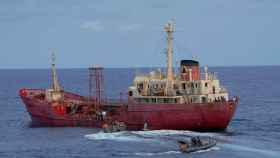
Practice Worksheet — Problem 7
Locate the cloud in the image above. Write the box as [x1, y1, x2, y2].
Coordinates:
[81, 20, 104, 32]
[119, 24, 142, 32]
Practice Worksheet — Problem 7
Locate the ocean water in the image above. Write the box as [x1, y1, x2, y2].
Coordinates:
[0, 66, 280, 158]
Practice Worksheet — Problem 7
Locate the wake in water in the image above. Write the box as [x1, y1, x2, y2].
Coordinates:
[113, 150, 181, 157]
[113, 147, 221, 157]
[85, 130, 224, 142]
[85, 130, 221, 156]
[85, 130, 280, 157]
[85, 131, 142, 142]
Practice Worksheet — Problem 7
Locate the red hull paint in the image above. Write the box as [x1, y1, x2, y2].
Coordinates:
[120, 102, 237, 131]
[19, 89, 238, 131]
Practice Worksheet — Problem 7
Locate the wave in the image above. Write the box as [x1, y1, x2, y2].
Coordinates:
[261, 99, 280, 104]
[223, 144, 280, 157]
[117, 151, 181, 156]
[194, 146, 220, 153]
[114, 147, 220, 156]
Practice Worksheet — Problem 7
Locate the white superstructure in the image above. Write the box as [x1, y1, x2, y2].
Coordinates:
[128, 21, 229, 104]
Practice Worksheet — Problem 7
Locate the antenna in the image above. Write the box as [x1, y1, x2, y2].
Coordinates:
[51, 51, 56, 66]
[171, 18, 176, 28]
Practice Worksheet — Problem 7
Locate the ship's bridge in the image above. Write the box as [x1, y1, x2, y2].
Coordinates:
[129, 65, 229, 104]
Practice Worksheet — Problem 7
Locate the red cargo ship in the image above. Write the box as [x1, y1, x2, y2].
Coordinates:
[19, 21, 238, 131]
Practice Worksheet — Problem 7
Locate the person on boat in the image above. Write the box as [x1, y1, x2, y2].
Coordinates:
[191, 137, 202, 146]
[191, 137, 197, 146]
[178, 141, 188, 152]
[196, 137, 202, 146]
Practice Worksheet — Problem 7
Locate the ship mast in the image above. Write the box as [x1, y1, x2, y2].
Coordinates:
[165, 21, 174, 81]
[51, 52, 61, 92]
[164, 21, 175, 95]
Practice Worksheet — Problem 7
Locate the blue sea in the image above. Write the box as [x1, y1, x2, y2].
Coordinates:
[0, 66, 280, 158]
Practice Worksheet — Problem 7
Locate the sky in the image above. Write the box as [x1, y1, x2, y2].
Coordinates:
[0, 0, 280, 68]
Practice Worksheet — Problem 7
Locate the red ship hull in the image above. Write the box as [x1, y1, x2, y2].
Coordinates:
[19, 89, 238, 131]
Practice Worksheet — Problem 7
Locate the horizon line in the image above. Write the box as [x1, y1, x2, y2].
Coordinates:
[0, 64, 280, 70]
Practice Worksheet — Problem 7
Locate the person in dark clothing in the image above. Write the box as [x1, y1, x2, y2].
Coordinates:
[196, 137, 202, 145]
[191, 137, 197, 145]
[191, 137, 203, 146]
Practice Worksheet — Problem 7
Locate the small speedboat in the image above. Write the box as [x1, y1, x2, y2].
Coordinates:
[178, 136, 217, 153]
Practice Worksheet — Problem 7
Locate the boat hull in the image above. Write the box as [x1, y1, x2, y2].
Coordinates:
[19, 89, 238, 131]
[120, 101, 238, 131]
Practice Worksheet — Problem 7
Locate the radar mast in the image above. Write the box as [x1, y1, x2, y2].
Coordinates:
[164, 21, 175, 95]
[51, 52, 61, 92]
[164, 21, 175, 81]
